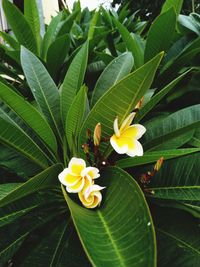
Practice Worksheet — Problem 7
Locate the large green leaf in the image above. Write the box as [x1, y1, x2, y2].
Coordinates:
[161, 0, 183, 15]
[0, 116, 49, 169]
[0, 164, 62, 208]
[91, 52, 134, 107]
[63, 167, 156, 267]
[113, 18, 144, 68]
[144, 105, 200, 151]
[144, 8, 176, 62]
[79, 52, 163, 154]
[147, 152, 200, 203]
[46, 34, 70, 81]
[21, 47, 62, 142]
[41, 12, 63, 60]
[60, 41, 88, 123]
[116, 148, 200, 168]
[135, 71, 189, 123]
[24, 0, 41, 54]
[2, 0, 38, 54]
[154, 207, 200, 267]
[0, 81, 58, 155]
[0, 144, 40, 178]
[66, 86, 87, 150]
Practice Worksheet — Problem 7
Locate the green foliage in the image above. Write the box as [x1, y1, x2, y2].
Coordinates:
[145, 8, 176, 62]
[0, 0, 199, 266]
[63, 167, 156, 267]
[3, 0, 38, 55]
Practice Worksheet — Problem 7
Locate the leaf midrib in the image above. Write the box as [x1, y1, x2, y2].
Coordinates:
[149, 186, 200, 190]
[26, 54, 62, 141]
[97, 210, 126, 267]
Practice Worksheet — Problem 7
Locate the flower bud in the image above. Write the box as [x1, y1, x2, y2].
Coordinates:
[135, 96, 144, 110]
[93, 123, 101, 146]
[154, 157, 164, 171]
[86, 128, 91, 140]
[82, 143, 89, 154]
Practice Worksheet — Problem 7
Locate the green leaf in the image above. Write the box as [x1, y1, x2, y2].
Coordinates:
[91, 52, 134, 107]
[24, 0, 41, 54]
[161, 0, 183, 15]
[0, 144, 40, 177]
[144, 104, 200, 151]
[160, 36, 200, 83]
[62, 167, 156, 267]
[0, 43, 21, 70]
[18, 218, 90, 267]
[150, 186, 200, 201]
[0, 164, 62, 208]
[79, 52, 163, 155]
[116, 148, 200, 168]
[66, 86, 87, 149]
[0, 205, 37, 228]
[0, 115, 49, 169]
[41, 12, 63, 60]
[189, 128, 200, 147]
[178, 14, 200, 35]
[56, 9, 80, 38]
[154, 207, 200, 267]
[144, 8, 176, 62]
[0, 32, 19, 50]
[0, 81, 58, 155]
[0, 203, 61, 266]
[21, 46, 62, 142]
[0, 232, 29, 265]
[60, 41, 88, 123]
[135, 70, 190, 122]
[2, 0, 38, 54]
[147, 152, 200, 203]
[0, 183, 21, 201]
[113, 18, 144, 68]
[88, 11, 99, 40]
[46, 34, 70, 81]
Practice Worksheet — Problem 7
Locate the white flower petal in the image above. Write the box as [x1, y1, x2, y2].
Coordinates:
[126, 140, 144, 157]
[93, 191, 102, 204]
[110, 135, 128, 154]
[120, 112, 136, 132]
[81, 167, 100, 179]
[113, 116, 120, 137]
[68, 157, 86, 175]
[66, 178, 85, 193]
[58, 168, 70, 186]
[131, 124, 146, 140]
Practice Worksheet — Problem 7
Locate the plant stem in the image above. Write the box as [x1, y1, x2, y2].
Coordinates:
[192, 0, 195, 13]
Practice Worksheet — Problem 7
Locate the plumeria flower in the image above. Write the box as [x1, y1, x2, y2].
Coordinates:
[58, 157, 100, 193]
[110, 112, 146, 157]
[79, 182, 105, 209]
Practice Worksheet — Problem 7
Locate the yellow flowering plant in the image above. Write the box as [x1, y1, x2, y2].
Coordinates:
[0, 1, 199, 266]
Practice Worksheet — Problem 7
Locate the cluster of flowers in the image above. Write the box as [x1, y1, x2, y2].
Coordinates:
[58, 157, 105, 209]
[58, 112, 146, 209]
